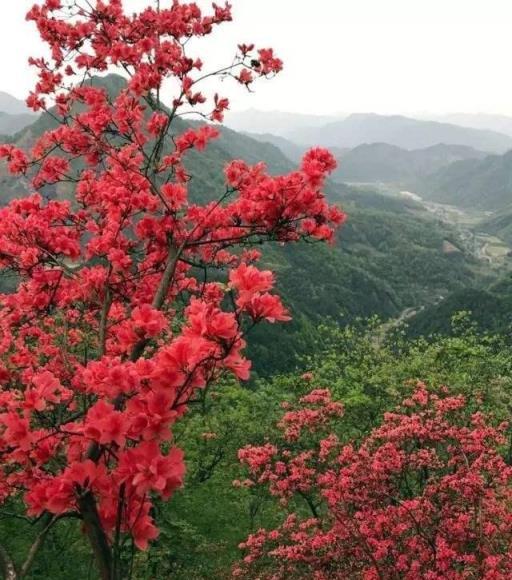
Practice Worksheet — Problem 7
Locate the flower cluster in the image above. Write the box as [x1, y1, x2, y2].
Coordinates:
[236, 382, 512, 579]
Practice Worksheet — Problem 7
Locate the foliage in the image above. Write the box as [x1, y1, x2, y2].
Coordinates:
[249, 202, 482, 377]
[137, 322, 512, 578]
[2, 318, 512, 577]
[405, 268, 512, 340]
[299, 319, 512, 437]
[479, 206, 512, 245]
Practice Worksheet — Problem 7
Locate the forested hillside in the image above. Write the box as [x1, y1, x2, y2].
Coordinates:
[406, 287, 512, 337]
[417, 149, 512, 210]
[481, 206, 512, 244]
[330, 142, 486, 184]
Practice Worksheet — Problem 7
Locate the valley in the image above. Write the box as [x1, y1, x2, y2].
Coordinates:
[345, 181, 511, 268]
[338, 183, 512, 341]
[401, 191, 511, 266]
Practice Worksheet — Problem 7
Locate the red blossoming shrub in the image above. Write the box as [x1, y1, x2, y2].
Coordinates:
[0, 1, 344, 578]
[236, 382, 512, 579]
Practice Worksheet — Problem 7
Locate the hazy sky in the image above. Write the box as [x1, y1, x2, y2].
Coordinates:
[3, 0, 512, 116]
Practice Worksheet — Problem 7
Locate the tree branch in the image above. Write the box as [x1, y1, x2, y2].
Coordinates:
[98, 285, 112, 358]
[19, 514, 58, 579]
[129, 241, 179, 362]
[0, 543, 16, 580]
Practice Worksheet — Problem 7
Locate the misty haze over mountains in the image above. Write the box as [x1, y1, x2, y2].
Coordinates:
[287, 113, 512, 153]
[425, 113, 512, 138]
[1, 90, 512, 216]
[224, 107, 512, 216]
[2, 90, 512, 218]
[226, 110, 512, 153]
[223, 108, 342, 137]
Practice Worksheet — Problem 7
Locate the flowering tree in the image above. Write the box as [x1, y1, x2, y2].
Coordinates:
[0, 1, 345, 578]
[236, 382, 512, 579]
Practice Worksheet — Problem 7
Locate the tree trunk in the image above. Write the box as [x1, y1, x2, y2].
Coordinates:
[78, 492, 113, 580]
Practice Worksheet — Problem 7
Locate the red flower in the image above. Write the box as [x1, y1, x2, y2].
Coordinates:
[237, 384, 512, 578]
[0, 413, 33, 451]
[131, 304, 167, 338]
[229, 263, 274, 304]
[244, 293, 291, 323]
[85, 401, 128, 447]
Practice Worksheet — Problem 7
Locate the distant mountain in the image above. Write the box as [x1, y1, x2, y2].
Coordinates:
[418, 150, 512, 211]
[0, 112, 38, 136]
[242, 132, 308, 163]
[244, 131, 349, 164]
[333, 142, 487, 184]
[0, 92, 32, 115]
[430, 113, 512, 138]
[224, 108, 341, 137]
[0, 91, 37, 136]
[286, 113, 512, 153]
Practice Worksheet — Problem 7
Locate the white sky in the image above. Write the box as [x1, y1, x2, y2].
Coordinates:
[2, 0, 512, 116]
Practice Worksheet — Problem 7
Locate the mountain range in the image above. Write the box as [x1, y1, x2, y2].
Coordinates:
[331, 142, 487, 184]
[428, 113, 512, 138]
[221, 107, 512, 348]
[226, 110, 512, 153]
[286, 113, 512, 153]
[233, 114, 512, 216]
[0, 76, 485, 375]
[244, 131, 349, 164]
[224, 108, 341, 137]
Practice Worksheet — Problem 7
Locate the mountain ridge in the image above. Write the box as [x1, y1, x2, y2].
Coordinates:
[0, 91, 38, 136]
[417, 149, 512, 211]
[286, 112, 512, 153]
[332, 142, 488, 184]
[428, 113, 512, 138]
[224, 108, 342, 137]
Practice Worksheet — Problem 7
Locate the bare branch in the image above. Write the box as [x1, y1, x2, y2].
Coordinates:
[19, 514, 59, 579]
[0, 543, 17, 580]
